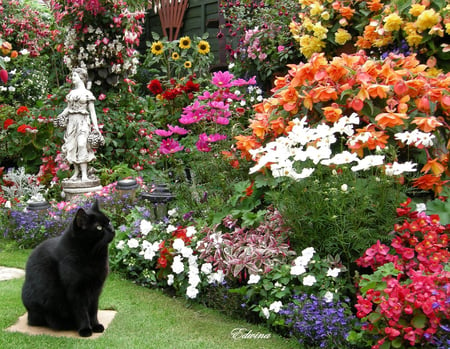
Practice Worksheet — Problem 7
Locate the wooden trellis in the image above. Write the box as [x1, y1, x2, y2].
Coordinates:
[153, 0, 189, 41]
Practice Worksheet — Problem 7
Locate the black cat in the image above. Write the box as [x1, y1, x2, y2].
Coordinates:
[21, 200, 115, 337]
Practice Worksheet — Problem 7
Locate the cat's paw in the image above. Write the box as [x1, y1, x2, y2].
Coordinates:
[78, 327, 93, 337]
[92, 323, 104, 333]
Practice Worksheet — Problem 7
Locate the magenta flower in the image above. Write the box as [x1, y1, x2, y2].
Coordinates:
[155, 129, 173, 137]
[159, 138, 184, 154]
[211, 71, 234, 88]
[199, 133, 227, 143]
[195, 138, 211, 152]
[215, 116, 230, 125]
[179, 101, 206, 124]
[168, 124, 189, 135]
[232, 76, 257, 86]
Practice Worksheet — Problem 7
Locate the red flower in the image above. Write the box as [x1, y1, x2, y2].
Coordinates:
[17, 124, 37, 133]
[0, 69, 8, 84]
[16, 106, 29, 115]
[147, 79, 163, 95]
[3, 118, 15, 129]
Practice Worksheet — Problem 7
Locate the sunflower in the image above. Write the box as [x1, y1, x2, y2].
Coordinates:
[197, 40, 210, 55]
[151, 41, 164, 55]
[184, 61, 192, 69]
[179, 36, 191, 49]
[172, 52, 180, 60]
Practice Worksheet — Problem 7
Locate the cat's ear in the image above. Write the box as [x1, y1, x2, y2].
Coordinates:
[92, 199, 101, 212]
[75, 208, 89, 230]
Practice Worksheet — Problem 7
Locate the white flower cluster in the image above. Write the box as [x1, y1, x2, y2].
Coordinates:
[63, 25, 140, 86]
[116, 217, 227, 299]
[249, 113, 419, 179]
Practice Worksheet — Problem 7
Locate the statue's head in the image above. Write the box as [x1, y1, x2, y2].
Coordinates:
[73, 67, 88, 85]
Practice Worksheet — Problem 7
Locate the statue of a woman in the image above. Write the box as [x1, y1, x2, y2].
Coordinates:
[54, 67, 104, 182]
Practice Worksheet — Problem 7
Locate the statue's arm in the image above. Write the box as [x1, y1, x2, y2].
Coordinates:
[88, 101, 100, 133]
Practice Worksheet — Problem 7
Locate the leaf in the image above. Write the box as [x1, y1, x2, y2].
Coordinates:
[368, 312, 382, 323]
[391, 338, 403, 348]
[411, 314, 427, 329]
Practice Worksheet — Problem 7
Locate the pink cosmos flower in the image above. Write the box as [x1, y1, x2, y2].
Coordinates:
[159, 138, 184, 154]
[195, 138, 211, 152]
[199, 133, 227, 143]
[168, 125, 189, 135]
[155, 129, 173, 137]
[211, 71, 234, 88]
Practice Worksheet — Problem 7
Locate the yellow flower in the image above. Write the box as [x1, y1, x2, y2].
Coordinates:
[184, 61, 192, 68]
[179, 36, 191, 49]
[406, 32, 423, 47]
[310, 2, 323, 16]
[321, 11, 330, 21]
[312, 22, 328, 40]
[383, 13, 403, 32]
[172, 52, 180, 60]
[151, 41, 164, 55]
[404, 22, 417, 35]
[415, 9, 440, 32]
[197, 40, 210, 55]
[303, 17, 314, 31]
[409, 4, 426, 17]
[446, 23, 450, 35]
[300, 35, 326, 58]
[335, 28, 352, 45]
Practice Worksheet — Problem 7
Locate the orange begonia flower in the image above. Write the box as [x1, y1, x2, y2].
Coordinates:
[411, 116, 443, 132]
[413, 174, 447, 194]
[322, 106, 343, 123]
[249, 114, 270, 140]
[367, 0, 383, 12]
[275, 85, 300, 113]
[339, 6, 355, 20]
[366, 84, 390, 99]
[235, 135, 261, 160]
[421, 158, 446, 176]
[270, 117, 286, 136]
[375, 109, 408, 128]
[311, 86, 338, 103]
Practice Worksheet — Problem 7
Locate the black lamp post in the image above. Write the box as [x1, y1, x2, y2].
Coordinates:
[116, 178, 139, 200]
[140, 183, 174, 221]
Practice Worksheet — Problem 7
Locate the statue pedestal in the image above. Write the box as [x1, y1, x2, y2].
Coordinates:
[62, 177, 103, 201]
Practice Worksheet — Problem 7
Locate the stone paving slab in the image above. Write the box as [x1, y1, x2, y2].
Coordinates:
[0, 266, 25, 281]
[6, 310, 117, 339]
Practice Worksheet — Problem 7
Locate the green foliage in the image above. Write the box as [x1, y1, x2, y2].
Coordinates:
[426, 187, 450, 224]
[142, 32, 214, 83]
[267, 166, 406, 272]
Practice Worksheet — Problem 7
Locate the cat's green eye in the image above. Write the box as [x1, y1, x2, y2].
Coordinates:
[96, 225, 103, 231]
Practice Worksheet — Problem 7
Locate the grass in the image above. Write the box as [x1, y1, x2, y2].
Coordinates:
[0, 241, 299, 349]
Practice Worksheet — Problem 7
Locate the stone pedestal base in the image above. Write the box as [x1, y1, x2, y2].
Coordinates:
[62, 177, 103, 201]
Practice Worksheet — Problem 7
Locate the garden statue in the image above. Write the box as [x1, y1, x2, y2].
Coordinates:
[54, 67, 104, 198]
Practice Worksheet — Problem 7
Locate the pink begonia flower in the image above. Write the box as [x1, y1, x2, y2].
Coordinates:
[168, 124, 189, 135]
[98, 93, 106, 101]
[211, 70, 234, 88]
[159, 138, 184, 154]
[155, 129, 173, 137]
[277, 45, 285, 52]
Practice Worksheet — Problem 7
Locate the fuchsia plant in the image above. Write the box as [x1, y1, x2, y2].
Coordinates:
[354, 198, 450, 348]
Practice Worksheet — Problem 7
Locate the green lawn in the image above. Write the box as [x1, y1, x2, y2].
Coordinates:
[0, 242, 299, 349]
